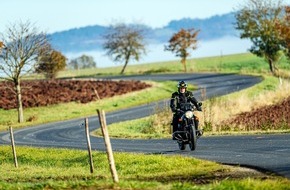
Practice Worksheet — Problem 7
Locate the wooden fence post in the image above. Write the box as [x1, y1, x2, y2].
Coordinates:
[97, 109, 119, 183]
[85, 118, 94, 173]
[9, 126, 18, 168]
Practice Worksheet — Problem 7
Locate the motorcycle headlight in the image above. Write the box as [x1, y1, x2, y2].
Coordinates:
[185, 111, 193, 119]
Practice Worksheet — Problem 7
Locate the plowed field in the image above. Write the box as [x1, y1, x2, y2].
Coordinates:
[223, 96, 290, 130]
[0, 80, 151, 110]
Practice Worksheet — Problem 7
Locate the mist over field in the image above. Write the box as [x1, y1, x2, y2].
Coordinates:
[52, 12, 249, 67]
[65, 36, 252, 68]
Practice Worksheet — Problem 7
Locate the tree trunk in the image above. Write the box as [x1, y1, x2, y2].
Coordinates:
[182, 58, 187, 73]
[184, 62, 187, 73]
[268, 59, 275, 75]
[15, 80, 24, 123]
[120, 59, 129, 74]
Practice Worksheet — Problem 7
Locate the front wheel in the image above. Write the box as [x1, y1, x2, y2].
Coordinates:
[178, 141, 186, 150]
[189, 125, 197, 151]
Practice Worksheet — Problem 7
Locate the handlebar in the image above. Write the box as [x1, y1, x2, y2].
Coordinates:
[173, 102, 202, 113]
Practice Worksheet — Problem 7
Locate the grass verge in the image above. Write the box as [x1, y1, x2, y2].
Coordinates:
[1, 146, 288, 190]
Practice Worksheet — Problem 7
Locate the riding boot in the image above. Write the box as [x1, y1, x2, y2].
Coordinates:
[194, 120, 199, 130]
[172, 116, 179, 140]
[172, 116, 178, 133]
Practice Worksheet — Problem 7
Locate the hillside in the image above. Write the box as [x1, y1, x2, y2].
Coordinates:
[49, 12, 237, 53]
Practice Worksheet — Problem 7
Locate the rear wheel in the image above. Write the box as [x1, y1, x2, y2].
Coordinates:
[189, 125, 197, 151]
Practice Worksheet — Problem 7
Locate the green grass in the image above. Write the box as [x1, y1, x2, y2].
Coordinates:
[1, 146, 288, 190]
[55, 53, 290, 77]
[94, 117, 170, 139]
[54, 53, 261, 77]
[193, 53, 269, 73]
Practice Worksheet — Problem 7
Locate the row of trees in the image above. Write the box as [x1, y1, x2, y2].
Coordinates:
[0, 0, 290, 123]
[102, 24, 200, 74]
[103, 0, 290, 75]
[67, 55, 97, 70]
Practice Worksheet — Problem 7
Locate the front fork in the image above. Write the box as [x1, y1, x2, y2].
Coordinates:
[175, 118, 202, 140]
[173, 114, 203, 141]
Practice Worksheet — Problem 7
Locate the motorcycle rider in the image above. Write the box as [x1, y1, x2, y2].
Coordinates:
[170, 80, 202, 139]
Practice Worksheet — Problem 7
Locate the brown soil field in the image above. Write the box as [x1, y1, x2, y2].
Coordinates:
[0, 79, 151, 110]
[223, 96, 290, 130]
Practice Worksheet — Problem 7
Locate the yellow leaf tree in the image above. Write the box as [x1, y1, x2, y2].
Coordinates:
[36, 49, 66, 79]
[165, 28, 200, 72]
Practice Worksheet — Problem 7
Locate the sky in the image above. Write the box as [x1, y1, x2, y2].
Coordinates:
[1, 0, 279, 34]
[1, 0, 290, 67]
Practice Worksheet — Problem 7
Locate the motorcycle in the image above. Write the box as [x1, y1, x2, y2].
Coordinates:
[172, 102, 202, 151]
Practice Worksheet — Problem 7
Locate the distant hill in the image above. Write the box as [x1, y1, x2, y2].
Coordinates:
[49, 12, 238, 53]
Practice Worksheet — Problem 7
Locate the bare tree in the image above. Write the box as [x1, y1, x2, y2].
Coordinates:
[165, 28, 200, 72]
[0, 20, 50, 123]
[103, 23, 147, 74]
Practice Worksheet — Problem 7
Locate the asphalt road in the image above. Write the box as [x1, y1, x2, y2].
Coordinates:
[1, 73, 290, 178]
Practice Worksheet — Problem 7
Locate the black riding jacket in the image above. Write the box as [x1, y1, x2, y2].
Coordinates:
[170, 90, 201, 112]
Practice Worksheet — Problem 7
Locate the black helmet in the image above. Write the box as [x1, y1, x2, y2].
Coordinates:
[177, 80, 187, 88]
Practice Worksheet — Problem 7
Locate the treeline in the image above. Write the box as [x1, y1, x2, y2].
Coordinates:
[49, 12, 237, 53]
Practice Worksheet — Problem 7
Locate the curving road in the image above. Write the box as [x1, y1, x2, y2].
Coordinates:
[1, 73, 290, 178]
